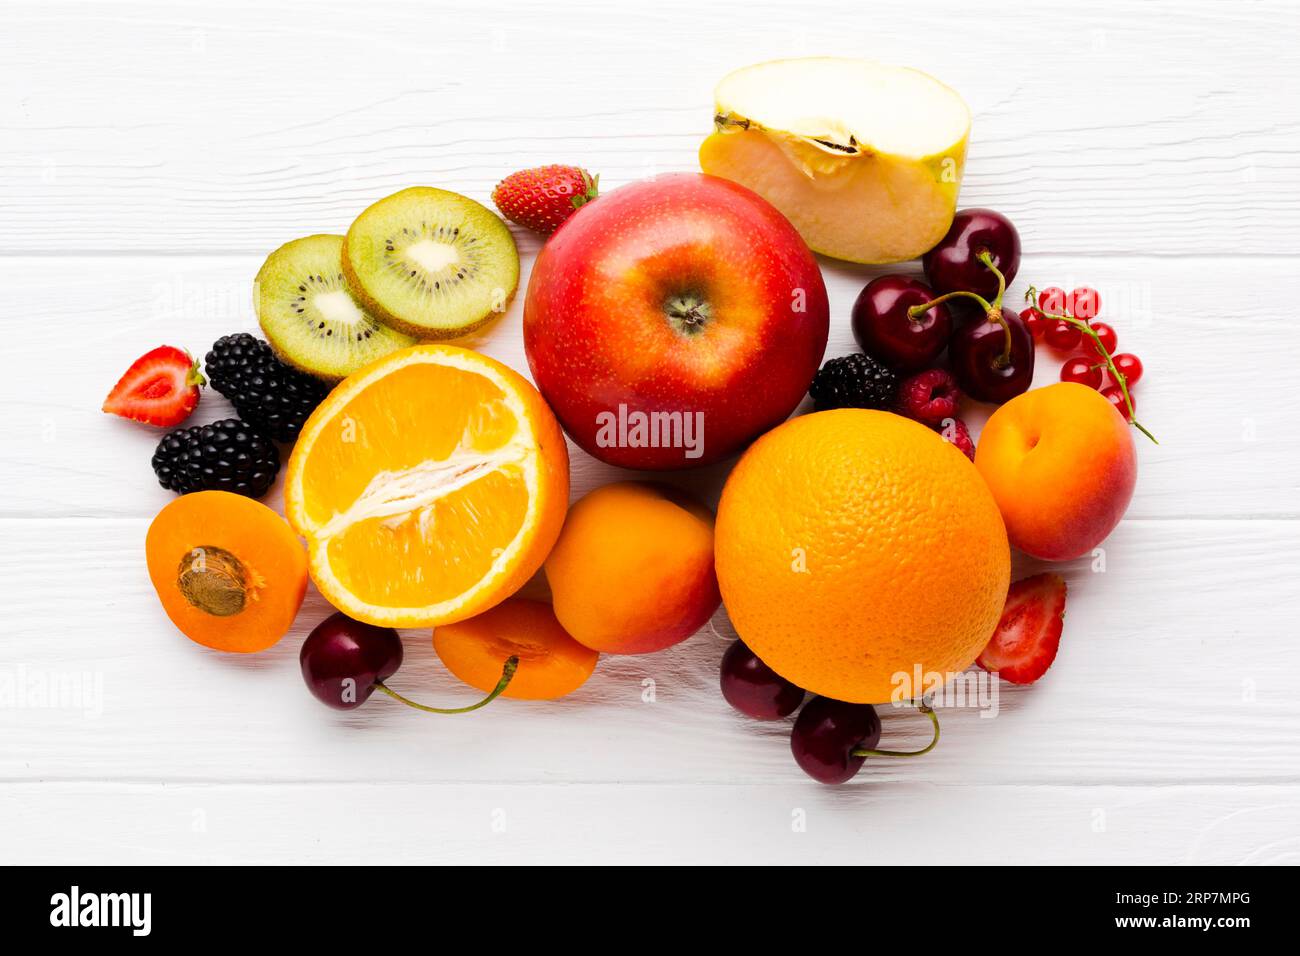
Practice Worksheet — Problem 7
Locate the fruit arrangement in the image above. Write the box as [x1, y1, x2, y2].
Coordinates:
[106, 57, 1154, 784]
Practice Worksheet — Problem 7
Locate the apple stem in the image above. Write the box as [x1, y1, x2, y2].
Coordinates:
[664, 294, 713, 336]
[850, 700, 940, 759]
[374, 656, 519, 714]
[1025, 286, 1158, 444]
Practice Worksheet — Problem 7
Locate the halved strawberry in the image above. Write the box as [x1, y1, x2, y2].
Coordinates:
[976, 573, 1066, 684]
[102, 345, 205, 427]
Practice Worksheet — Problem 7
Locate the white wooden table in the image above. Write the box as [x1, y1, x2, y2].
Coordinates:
[3, 0, 1298, 865]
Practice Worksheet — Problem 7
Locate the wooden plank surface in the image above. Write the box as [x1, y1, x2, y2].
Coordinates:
[3, 254, 1296, 519]
[1, 0, 1298, 864]
[4, 781, 1298, 865]
[2, 1, 1298, 256]
[2, 518, 1296, 786]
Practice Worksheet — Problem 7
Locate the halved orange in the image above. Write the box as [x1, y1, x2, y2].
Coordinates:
[284, 344, 570, 627]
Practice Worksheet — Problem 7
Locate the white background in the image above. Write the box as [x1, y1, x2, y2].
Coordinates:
[2, 0, 1298, 865]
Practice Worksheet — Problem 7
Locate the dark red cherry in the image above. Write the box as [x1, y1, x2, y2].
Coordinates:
[949, 306, 1035, 404]
[720, 640, 805, 720]
[300, 612, 403, 710]
[947, 296, 988, 327]
[790, 696, 882, 784]
[923, 209, 1021, 300]
[850, 275, 953, 372]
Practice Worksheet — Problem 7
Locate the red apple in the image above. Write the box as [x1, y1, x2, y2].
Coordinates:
[522, 173, 829, 469]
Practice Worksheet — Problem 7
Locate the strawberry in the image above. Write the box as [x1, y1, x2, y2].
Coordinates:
[976, 573, 1066, 684]
[102, 345, 205, 427]
[492, 165, 598, 235]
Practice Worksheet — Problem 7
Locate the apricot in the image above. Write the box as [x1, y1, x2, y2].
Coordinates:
[975, 382, 1137, 561]
[145, 491, 308, 652]
[433, 598, 598, 700]
[544, 481, 721, 654]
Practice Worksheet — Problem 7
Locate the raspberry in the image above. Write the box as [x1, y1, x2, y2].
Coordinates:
[895, 368, 960, 426]
[935, 416, 976, 461]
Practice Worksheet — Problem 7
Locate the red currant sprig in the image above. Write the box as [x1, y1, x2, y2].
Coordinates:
[1025, 286, 1157, 445]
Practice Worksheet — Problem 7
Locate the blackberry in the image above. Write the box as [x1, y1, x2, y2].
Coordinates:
[152, 418, 280, 499]
[205, 333, 328, 442]
[808, 353, 900, 411]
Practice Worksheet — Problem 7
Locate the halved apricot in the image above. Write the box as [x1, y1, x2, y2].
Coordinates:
[146, 491, 308, 653]
[433, 598, 598, 700]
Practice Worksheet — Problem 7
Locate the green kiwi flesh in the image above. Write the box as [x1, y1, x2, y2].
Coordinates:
[255, 234, 415, 381]
[342, 186, 520, 339]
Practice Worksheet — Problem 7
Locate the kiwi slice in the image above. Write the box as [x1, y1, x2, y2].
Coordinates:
[255, 234, 415, 381]
[342, 186, 520, 339]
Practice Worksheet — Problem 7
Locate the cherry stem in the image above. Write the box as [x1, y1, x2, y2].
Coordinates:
[907, 288, 991, 318]
[375, 656, 519, 714]
[975, 249, 1007, 311]
[908, 254, 1013, 367]
[851, 700, 941, 759]
[976, 251, 1014, 366]
[1024, 286, 1159, 445]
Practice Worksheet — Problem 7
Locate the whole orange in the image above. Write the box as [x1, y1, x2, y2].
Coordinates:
[715, 409, 1009, 704]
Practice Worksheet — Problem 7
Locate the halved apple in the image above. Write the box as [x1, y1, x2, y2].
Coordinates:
[699, 58, 971, 264]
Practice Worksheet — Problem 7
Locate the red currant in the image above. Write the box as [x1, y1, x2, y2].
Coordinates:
[1044, 319, 1082, 351]
[1038, 286, 1067, 314]
[1091, 321, 1118, 358]
[1101, 385, 1133, 421]
[1060, 356, 1103, 390]
[1020, 306, 1046, 340]
[1111, 352, 1143, 387]
[1070, 286, 1101, 320]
